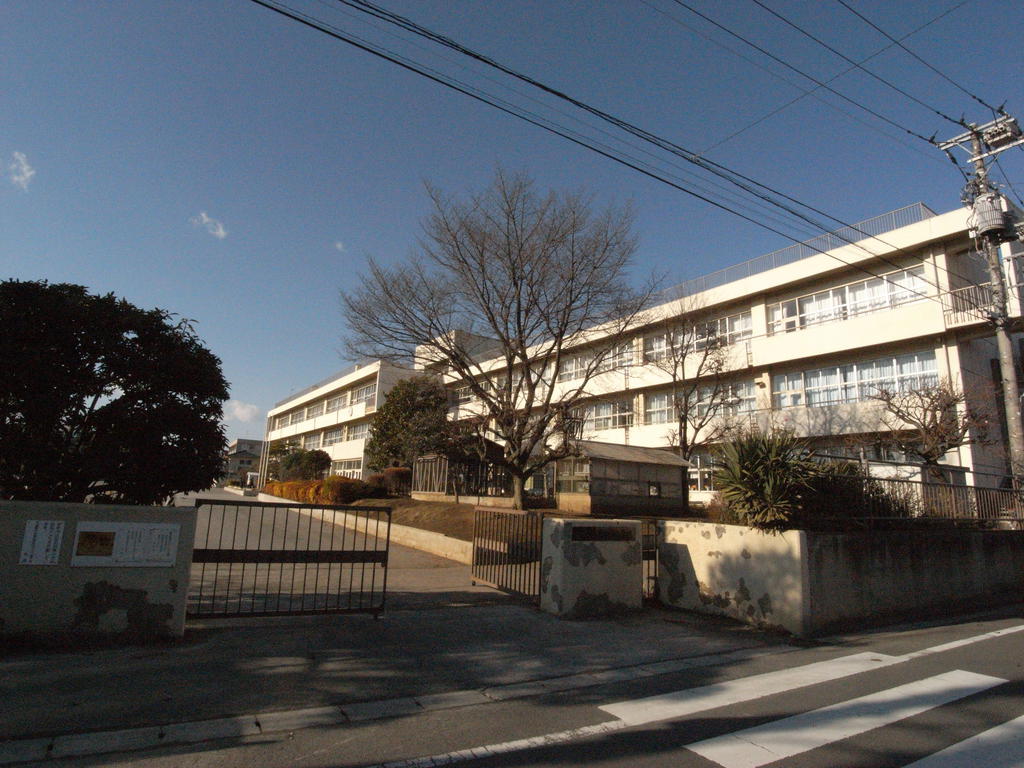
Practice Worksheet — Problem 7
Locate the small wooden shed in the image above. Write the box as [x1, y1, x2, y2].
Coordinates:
[555, 441, 690, 517]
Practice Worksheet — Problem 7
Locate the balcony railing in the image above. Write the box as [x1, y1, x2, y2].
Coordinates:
[942, 283, 995, 327]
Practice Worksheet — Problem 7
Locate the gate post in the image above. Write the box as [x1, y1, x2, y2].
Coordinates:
[539, 517, 642, 618]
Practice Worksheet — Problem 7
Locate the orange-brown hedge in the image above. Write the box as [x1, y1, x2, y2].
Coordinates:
[262, 476, 387, 505]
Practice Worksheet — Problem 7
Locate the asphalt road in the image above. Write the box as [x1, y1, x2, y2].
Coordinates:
[16, 611, 1023, 768]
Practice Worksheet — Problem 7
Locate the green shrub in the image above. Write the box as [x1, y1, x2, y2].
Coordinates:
[714, 430, 918, 532]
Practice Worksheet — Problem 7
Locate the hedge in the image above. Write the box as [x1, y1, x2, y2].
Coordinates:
[263, 476, 388, 505]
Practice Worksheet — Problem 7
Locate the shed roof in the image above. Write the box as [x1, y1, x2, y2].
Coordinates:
[574, 441, 690, 467]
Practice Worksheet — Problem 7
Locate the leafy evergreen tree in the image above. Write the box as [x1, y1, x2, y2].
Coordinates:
[0, 280, 229, 505]
[278, 449, 331, 481]
[365, 376, 451, 470]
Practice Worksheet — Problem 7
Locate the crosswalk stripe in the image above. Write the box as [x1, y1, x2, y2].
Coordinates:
[599, 652, 904, 726]
[904, 713, 1024, 768]
[903, 623, 1024, 660]
[687, 670, 1006, 768]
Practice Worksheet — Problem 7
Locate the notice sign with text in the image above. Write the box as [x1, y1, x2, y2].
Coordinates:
[71, 522, 181, 567]
[19, 520, 66, 565]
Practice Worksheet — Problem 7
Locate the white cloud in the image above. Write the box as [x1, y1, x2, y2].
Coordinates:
[334, 241, 346, 253]
[9, 152, 35, 191]
[191, 211, 228, 240]
[225, 399, 261, 422]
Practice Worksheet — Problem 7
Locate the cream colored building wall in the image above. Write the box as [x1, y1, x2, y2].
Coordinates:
[261, 360, 415, 482]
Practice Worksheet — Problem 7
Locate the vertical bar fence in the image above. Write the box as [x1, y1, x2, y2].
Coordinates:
[471, 509, 544, 599]
[189, 499, 391, 618]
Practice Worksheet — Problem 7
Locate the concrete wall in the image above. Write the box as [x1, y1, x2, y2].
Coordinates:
[248, 489, 473, 563]
[540, 518, 642, 618]
[0, 501, 196, 640]
[657, 520, 1024, 636]
[657, 521, 807, 634]
[411, 491, 515, 508]
[804, 530, 1024, 635]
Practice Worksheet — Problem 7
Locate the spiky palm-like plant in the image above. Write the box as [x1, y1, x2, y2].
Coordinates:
[713, 430, 814, 532]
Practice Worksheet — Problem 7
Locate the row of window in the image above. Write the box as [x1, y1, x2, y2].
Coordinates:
[331, 459, 362, 479]
[533, 266, 932, 386]
[571, 380, 758, 434]
[300, 421, 371, 450]
[570, 350, 936, 433]
[772, 351, 937, 408]
[274, 382, 377, 430]
[767, 266, 927, 335]
[556, 310, 755, 383]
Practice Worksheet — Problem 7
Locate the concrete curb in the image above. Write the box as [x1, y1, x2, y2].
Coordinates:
[218, 488, 473, 564]
[0, 645, 788, 766]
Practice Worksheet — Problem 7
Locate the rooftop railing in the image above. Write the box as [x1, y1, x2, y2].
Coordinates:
[657, 202, 938, 304]
[273, 361, 376, 408]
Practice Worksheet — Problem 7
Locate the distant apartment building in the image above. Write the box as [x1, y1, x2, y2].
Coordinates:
[430, 203, 1024, 502]
[223, 438, 264, 483]
[257, 360, 410, 483]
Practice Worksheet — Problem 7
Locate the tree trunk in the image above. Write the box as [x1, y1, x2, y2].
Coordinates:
[511, 473, 525, 510]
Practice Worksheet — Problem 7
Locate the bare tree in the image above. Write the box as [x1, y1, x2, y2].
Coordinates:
[644, 298, 747, 509]
[342, 170, 652, 508]
[871, 378, 991, 482]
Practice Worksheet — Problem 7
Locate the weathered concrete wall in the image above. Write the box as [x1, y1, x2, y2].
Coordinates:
[804, 530, 1024, 634]
[658, 521, 1024, 636]
[0, 501, 196, 640]
[540, 518, 642, 618]
[657, 521, 807, 634]
[411, 492, 515, 508]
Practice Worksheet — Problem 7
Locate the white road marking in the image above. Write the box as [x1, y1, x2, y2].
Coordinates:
[687, 670, 1006, 768]
[904, 713, 1024, 768]
[599, 652, 903, 726]
[903, 622, 1024, 660]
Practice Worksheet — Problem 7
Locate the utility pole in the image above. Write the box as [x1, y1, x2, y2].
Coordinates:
[939, 115, 1024, 480]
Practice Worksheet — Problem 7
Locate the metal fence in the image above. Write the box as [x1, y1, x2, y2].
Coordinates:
[471, 508, 544, 598]
[810, 475, 1024, 527]
[189, 499, 391, 618]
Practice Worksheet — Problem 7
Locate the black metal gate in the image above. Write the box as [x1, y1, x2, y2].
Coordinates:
[471, 509, 544, 599]
[188, 499, 391, 618]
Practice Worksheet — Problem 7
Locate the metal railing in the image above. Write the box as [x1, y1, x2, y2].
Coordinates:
[658, 203, 937, 303]
[470, 509, 662, 602]
[810, 475, 1024, 527]
[942, 282, 994, 327]
[189, 499, 391, 617]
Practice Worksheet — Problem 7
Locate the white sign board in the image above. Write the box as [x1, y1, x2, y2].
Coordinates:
[71, 522, 181, 567]
[19, 520, 66, 565]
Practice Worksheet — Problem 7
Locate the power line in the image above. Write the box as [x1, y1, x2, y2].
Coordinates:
[249, 0, 985, 316]
[639, 0, 955, 164]
[748, 0, 968, 129]
[994, 157, 1024, 207]
[833, 0, 1003, 117]
[667, 0, 940, 147]
[337, 0, 990, 305]
[315, 0, 828, 237]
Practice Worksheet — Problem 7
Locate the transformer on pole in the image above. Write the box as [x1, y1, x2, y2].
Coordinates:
[939, 115, 1024, 481]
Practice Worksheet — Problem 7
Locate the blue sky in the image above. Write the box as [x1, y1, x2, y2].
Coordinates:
[3, 0, 1022, 442]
